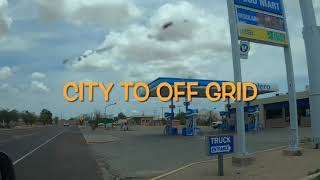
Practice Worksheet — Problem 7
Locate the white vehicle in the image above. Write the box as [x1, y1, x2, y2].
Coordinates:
[212, 121, 222, 129]
[98, 123, 105, 128]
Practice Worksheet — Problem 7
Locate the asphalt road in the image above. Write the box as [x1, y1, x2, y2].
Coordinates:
[0, 126, 103, 180]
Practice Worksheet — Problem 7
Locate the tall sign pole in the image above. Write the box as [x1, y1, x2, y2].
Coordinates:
[281, 0, 300, 151]
[227, 0, 301, 153]
[226, 0, 247, 156]
[299, 0, 320, 148]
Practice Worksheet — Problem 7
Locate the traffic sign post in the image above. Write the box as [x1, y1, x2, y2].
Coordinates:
[206, 135, 234, 176]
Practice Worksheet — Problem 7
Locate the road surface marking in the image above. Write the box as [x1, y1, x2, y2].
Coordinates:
[13, 130, 65, 165]
[149, 145, 289, 180]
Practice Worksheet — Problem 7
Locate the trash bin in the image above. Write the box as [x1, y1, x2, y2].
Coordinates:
[171, 127, 178, 135]
[182, 127, 187, 136]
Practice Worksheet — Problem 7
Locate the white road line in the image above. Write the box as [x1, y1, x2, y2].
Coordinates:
[13, 130, 65, 165]
[149, 145, 289, 180]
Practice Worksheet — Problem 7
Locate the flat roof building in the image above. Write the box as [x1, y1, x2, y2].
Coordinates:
[227, 91, 310, 129]
[127, 116, 163, 126]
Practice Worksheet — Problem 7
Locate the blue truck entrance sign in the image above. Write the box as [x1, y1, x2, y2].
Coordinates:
[207, 135, 234, 156]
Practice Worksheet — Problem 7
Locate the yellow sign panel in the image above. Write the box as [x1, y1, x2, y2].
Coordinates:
[238, 24, 288, 46]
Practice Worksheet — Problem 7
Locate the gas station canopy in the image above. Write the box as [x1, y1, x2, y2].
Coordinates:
[143, 77, 278, 98]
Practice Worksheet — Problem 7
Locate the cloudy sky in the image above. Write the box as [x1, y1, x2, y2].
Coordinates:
[0, 0, 319, 118]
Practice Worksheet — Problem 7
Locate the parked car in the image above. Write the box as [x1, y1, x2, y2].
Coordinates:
[63, 122, 70, 127]
[212, 121, 222, 129]
[98, 123, 105, 128]
[112, 121, 120, 127]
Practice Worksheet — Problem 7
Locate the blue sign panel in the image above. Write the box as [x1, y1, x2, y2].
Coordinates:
[245, 106, 258, 113]
[169, 105, 175, 109]
[207, 135, 234, 155]
[237, 8, 257, 25]
[234, 0, 283, 15]
[237, 7, 285, 31]
[164, 112, 173, 118]
[187, 109, 198, 114]
[183, 102, 190, 106]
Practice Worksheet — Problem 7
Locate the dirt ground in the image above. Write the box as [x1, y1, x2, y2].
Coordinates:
[160, 144, 320, 180]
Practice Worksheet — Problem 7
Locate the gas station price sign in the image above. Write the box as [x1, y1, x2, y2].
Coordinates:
[234, 0, 288, 46]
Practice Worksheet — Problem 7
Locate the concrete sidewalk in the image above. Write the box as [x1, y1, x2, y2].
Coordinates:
[153, 145, 320, 180]
[80, 127, 121, 144]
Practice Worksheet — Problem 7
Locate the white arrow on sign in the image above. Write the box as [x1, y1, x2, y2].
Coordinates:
[239, 41, 250, 59]
[210, 145, 231, 153]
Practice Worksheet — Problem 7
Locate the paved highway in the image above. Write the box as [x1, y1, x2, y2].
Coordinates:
[0, 126, 103, 180]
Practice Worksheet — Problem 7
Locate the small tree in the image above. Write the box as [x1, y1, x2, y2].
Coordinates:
[94, 111, 101, 120]
[0, 109, 19, 128]
[53, 116, 59, 125]
[40, 109, 53, 125]
[21, 111, 37, 126]
[117, 112, 126, 119]
[175, 112, 186, 125]
[0, 109, 9, 127]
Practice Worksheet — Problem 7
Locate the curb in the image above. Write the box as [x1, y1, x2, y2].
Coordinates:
[300, 172, 320, 180]
[86, 140, 118, 144]
[149, 159, 219, 180]
[149, 145, 289, 180]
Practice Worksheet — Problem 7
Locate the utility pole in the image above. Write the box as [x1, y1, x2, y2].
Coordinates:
[161, 107, 164, 120]
[159, 107, 167, 120]
[177, 105, 183, 114]
[153, 109, 157, 118]
[299, 0, 320, 148]
[105, 103, 117, 118]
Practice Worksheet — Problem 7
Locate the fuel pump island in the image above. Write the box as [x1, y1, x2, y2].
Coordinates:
[141, 77, 278, 136]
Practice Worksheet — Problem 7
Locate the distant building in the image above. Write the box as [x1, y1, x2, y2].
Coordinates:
[127, 115, 163, 126]
[196, 109, 221, 125]
[227, 91, 310, 128]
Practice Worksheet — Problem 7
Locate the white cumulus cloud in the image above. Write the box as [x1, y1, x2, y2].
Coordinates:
[34, 0, 142, 29]
[0, 83, 19, 93]
[0, 66, 14, 80]
[0, 0, 12, 38]
[67, 1, 231, 80]
[0, 83, 8, 90]
[31, 80, 50, 93]
[31, 72, 47, 79]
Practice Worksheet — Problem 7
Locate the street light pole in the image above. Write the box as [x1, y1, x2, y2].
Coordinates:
[105, 103, 117, 118]
[299, 0, 320, 148]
